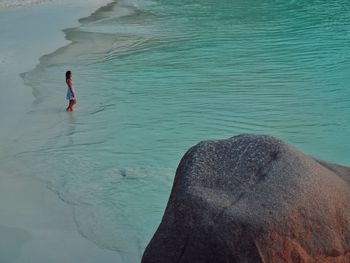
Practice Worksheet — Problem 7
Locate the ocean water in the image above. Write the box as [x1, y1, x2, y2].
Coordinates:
[0, 0, 58, 8]
[2, 0, 350, 261]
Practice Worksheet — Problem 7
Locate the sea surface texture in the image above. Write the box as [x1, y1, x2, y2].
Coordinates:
[1, 0, 350, 261]
[0, 0, 58, 8]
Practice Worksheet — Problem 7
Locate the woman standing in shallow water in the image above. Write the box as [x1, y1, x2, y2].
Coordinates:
[65, 70, 76, 112]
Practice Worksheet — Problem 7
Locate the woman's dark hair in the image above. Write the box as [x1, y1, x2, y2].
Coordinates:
[65, 70, 72, 80]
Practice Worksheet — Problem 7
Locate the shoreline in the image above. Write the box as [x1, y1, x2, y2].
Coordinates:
[0, 1, 123, 262]
[0, 0, 113, 144]
[0, 173, 122, 262]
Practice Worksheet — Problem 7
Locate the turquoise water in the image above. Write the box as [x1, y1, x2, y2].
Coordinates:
[3, 0, 350, 261]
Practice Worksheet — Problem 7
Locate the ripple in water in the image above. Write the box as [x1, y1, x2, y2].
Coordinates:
[9, 0, 350, 261]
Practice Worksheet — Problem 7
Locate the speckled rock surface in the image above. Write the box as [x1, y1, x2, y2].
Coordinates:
[142, 134, 350, 263]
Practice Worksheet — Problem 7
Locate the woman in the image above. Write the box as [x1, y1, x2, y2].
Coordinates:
[65, 70, 76, 112]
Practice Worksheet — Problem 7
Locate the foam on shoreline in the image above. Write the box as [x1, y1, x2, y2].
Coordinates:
[0, 174, 122, 262]
[0, 0, 58, 9]
[0, 1, 123, 262]
[0, 0, 115, 143]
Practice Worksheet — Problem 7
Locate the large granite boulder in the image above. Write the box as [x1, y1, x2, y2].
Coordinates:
[142, 134, 350, 263]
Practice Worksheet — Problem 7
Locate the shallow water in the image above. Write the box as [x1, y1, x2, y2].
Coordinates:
[2, 0, 350, 261]
[0, 0, 59, 8]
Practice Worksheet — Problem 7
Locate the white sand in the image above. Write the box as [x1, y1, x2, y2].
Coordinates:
[0, 1, 123, 262]
[0, 174, 122, 262]
[0, 0, 112, 142]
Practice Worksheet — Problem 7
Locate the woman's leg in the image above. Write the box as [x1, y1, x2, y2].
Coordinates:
[66, 100, 74, 112]
[66, 101, 72, 112]
[71, 99, 77, 111]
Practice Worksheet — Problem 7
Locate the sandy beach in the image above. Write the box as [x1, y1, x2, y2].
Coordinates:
[1, 0, 349, 262]
[0, 1, 122, 262]
[0, 174, 122, 262]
